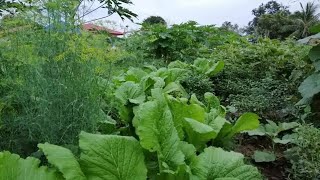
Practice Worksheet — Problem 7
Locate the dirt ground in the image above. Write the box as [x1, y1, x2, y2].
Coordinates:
[235, 135, 291, 180]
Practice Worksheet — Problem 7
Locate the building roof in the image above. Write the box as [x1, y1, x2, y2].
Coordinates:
[297, 33, 320, 45]
[82, 23, 124, 36]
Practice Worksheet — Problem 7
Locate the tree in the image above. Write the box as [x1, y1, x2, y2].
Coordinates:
[0, 0, 27, 16]
[220, 21, 241, 34]
[142, 16, 167, 26]
[290, 2, 320, 38]
[256, 12, 296, 39]
[79, 0, 137, 22]
[0, 0, 137, 23]
[244, 1, 290, 35]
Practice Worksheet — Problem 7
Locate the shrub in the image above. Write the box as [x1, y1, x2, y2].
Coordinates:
[180, 73, 213, 101]
[285, 125, 320, 179]
[219, 78, 290, 114]
[124, 22, 240, 63]
[211, 38, 311, 120]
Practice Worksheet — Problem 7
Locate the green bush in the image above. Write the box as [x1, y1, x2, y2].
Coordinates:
[211, 38, 311, 120]
[285, 125, 320, 179]
[124, 22, 240, 63]
[180, 73, 213, 101]
[217, 78, 290, 114]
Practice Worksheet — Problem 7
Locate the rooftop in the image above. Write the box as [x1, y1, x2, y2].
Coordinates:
[82, 23, 124, 36]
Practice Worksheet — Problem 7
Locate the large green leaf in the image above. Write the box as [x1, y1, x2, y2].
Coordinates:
[309, 45, 320, 62]
[298, 44, 320, 105]
[115, 81, 145, 105]
[38, 143, 86, 180]
[247, 121, 299, 138]
[206, 114, 227, 138]
[163, 82, 188, 97]
[227, 113, 260, 138]
[180, 142, 197, 163]
[314, 61, 320, 71]
[204, 93, 221, 112]
[164, 68, 189, 84]
[114, 81, 146, 122]
[168, 60, 190, 69]
[0, 151, 61, 180]
[79, 132, 147, 180]
[264, 120, 279, 136]
[183, 118, 217, 149]
[252, 151, 276, 163]
[190, 147, 262, 180]
[96, 115, 117, 134]
[279, 122, 299, 132]
[205, 61, 225, 77]
[213, 113, 259, 147]
[193, 58, 209, 74]
[298, 72, 320, 105]
[190, 94, 205, 108]
[215, 121, 233, 141]
[193, 58, 224, 77]
[167, 96, 206, 139]
[125, 68, 148, 83]
[246, 125, 266, 136]
[133, 89, 185, 172]
[140, 76, 165, 93]
[154, 68, 189, 85]
[158, 142, 197, 180]
[273, 133, 298, 145]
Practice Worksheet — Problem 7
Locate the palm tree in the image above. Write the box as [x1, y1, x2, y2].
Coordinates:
[291, 2, 320, 38]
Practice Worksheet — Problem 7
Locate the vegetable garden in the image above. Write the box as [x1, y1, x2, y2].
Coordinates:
[0, 0, 320, 179]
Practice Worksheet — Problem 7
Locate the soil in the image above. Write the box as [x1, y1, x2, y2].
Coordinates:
[235, 135, 291, 180]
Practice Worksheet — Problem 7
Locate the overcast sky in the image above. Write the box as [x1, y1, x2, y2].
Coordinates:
[85, 0, 310, 30]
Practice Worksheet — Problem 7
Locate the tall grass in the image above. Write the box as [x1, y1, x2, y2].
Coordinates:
[0, 3, 109, 156]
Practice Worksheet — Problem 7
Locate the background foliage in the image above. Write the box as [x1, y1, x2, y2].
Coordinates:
[211, 38, 311, 120]
[124, 21, 240, 63]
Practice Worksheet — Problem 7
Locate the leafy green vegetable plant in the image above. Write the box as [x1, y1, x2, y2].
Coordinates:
[1, 70, 262, 178]
[246, 120, 299, 163]
[0, 131, 262, 180]
[9, 57, 262, 179]
[108, 59, 224, 133]
[109, 60, 257, 144]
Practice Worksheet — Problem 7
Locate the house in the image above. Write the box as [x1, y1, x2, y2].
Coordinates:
[82, 23, 124, 36]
